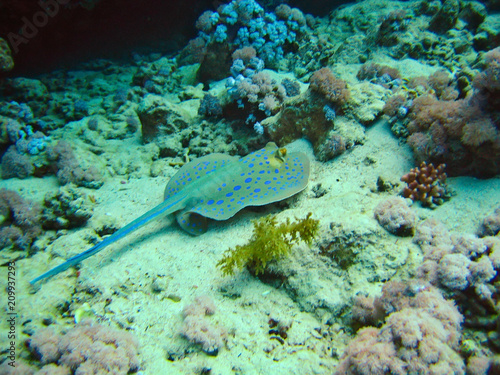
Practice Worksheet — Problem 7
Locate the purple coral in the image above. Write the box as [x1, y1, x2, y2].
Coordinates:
[1, 146, 35, 179]
[374, 197, 416, 236]
[478, 206, 500, 237]
[0, 188, 42, 250]
[338, 282, 464, 374]
[181, 295, 226, 356]
[46, 141, 103, 189]
[28, 319, 139, 374]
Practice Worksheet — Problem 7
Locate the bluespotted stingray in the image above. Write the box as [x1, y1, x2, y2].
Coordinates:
[31, 142, 310, 284]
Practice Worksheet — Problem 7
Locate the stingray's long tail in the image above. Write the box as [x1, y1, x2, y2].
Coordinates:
[30, 193, 187, 285]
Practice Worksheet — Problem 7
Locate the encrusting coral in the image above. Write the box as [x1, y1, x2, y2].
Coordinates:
[217, 213, 319, 275]
[400, 161, 451, 208]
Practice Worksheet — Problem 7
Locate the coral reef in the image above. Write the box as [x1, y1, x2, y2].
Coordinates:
[374, 197, 416, 237]
[198, 93, 223, 118]
[0, 188, 42, 250]
[344, 281, 464, 374]
[180, 296, 226, 356]
[0, 37, 14, 71]
[42, 185, 93, 230]
[400, 162, 451, 208]
[309, 67, 350, 110]
[217, 213, 319, 275]
[27, 319, 139, 374]
[0, 146, 35, 179]
[478, 206, 500, 237]
[46, 141, 103, 189]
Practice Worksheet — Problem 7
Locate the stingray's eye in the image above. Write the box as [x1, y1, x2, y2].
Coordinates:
[275, 148, 287, 162]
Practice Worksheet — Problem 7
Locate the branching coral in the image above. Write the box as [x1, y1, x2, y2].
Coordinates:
[400, 162, 451, 208]
[217, 213, 319, 275]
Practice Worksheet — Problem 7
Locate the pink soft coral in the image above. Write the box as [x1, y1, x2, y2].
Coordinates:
[180, 295, 226, 356]
[28, 319, 139, 374]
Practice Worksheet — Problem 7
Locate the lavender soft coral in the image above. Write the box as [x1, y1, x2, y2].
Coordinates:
[180, 296, 226, 356]
[374, 197, 416, 236]
[342, 281, 464, 374]
[47, 141, 103, 189]
[0, 188, 42, 250]
[28, 319, 139, 374]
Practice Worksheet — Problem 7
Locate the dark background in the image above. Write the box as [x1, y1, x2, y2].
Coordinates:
[0, 0, 349, 76]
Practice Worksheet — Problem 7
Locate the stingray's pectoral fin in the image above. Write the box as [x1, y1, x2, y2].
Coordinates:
[176, 211, 208, 236]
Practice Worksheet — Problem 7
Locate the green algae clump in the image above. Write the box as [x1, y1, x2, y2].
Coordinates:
[217, 213, 319, 275]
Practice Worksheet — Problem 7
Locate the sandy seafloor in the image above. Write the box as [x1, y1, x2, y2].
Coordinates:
[1, 117, 499, 374]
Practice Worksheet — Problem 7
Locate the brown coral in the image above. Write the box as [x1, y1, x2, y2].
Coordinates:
[309, 67, 350, 107]
[401, 162, 450, 208]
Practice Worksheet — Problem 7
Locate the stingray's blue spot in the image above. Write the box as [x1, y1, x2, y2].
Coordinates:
[292, 169, 296, 172]
[265, 161, 270, 164]
[226, 192, 233, 197]
[254, 188, 261, 193]
[182, 219, 186, 224]
[249, 163, 254, 168]
[275, 168, 279, 173]
[216, 200, 224, 205]
[273, 177, 277, 180]
[198, 167, 202, 171]
[187, 178, 192, 181]
[213, 208, 217, 211]
[197, 176, 201, 179]
[286, 172, 291, 176]
[245, 177, 252, 183]
[256, 177, 261, 180]
[251, 158, 256, 161]
[218, 187, 222, 191]
[259, 162, 263, 166]
[246, 186, 251, 190]
[277, 181, 281, 184]
[264, 180, 271, 185]
[259, 170, 265, 174]
[207, 199, 214, 205]
[230, 198, 235, 202]
[234, 185, 241, 191]
[222, 183, 227, 187]
[264, 156, 268, 159]
[240, 173, 245, 176]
